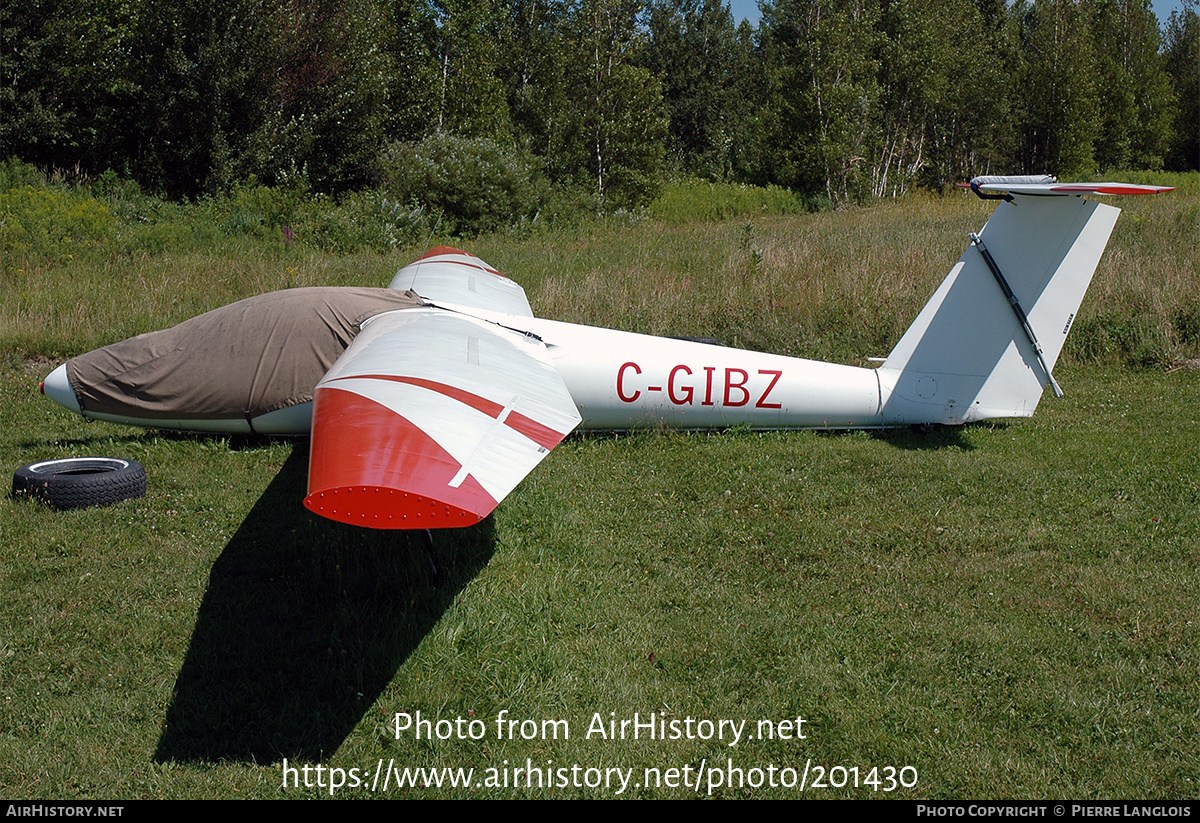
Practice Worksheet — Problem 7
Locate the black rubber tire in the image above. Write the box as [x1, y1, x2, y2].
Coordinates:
[13, 457, 147, 510]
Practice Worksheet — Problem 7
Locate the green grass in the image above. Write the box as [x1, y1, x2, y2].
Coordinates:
[647, 178, 810, 223]
[9, 171, 1194, 367]
[2, 359, 1196, 798]
[0, 173, 1197, 798]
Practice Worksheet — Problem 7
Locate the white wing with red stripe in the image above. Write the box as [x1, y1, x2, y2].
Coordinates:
[388, 246, 534, 317]
[304, 306, 581, 528]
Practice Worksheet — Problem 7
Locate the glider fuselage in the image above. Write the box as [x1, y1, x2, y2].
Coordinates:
[469, 312, 888, 431]
[42, 310, 886, 434]
[39, 176, 1174, 528]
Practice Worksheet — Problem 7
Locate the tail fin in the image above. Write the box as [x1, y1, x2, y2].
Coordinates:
[878, 179, 1167, 425]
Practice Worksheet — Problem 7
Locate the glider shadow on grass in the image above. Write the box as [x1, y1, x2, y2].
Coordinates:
[153, 443, 495, 764]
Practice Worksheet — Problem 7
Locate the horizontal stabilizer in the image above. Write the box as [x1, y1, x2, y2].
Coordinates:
[970, 176, 1174, 197]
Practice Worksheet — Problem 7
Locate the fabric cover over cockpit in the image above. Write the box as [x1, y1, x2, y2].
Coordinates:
[66, 287, 423, 422]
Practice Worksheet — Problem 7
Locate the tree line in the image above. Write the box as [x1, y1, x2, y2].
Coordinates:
[3, 0, 1196, 210]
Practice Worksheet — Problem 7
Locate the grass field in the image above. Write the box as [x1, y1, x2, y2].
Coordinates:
[1, 176, 1197, 798]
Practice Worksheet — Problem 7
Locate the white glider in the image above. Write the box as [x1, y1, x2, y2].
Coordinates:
[40, 175, 1172, 528]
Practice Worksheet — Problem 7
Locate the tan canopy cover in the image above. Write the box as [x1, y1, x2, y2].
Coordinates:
[67, 287, 423, 422]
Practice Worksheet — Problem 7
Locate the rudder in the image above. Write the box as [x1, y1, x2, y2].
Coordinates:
[878, 193, 1121, 425]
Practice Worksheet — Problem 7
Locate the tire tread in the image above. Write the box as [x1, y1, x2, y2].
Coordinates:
[12, 458, 147, 510]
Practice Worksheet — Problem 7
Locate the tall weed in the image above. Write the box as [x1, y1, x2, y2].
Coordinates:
[0, 157, 46, 191]
[648, 178, 808, 223]
[297, 190, 426, 254]
[2, 162, 1194, 370]
[0, 185, 116, 264]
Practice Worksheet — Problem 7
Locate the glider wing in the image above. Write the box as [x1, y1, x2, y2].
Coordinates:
[388, 246, 534, 317]
[304, 306, 582, 529]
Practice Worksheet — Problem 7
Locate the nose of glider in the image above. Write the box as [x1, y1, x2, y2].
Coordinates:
[42, 363, 82, 414]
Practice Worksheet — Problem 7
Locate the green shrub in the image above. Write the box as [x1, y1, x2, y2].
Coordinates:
[0, 158, 45, 192]
[211, 179, 309, 238]
[297, 190, 427, 254]
[648, 178, 806, 224]
[0, 185, 116, 263]
[378, 134, 545, 235]
[1065, 310, 1172, 368]
[1173, 304, 1200, 345]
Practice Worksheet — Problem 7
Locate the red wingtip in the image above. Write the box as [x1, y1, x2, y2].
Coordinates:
[413, 245, 506, 277]
[306, 387, 499, 529]
[419, 245, 469, 260]
[303, 486, 485, 528]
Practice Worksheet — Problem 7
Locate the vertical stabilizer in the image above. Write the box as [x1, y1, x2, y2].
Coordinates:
[879, 193, 1121, 424]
